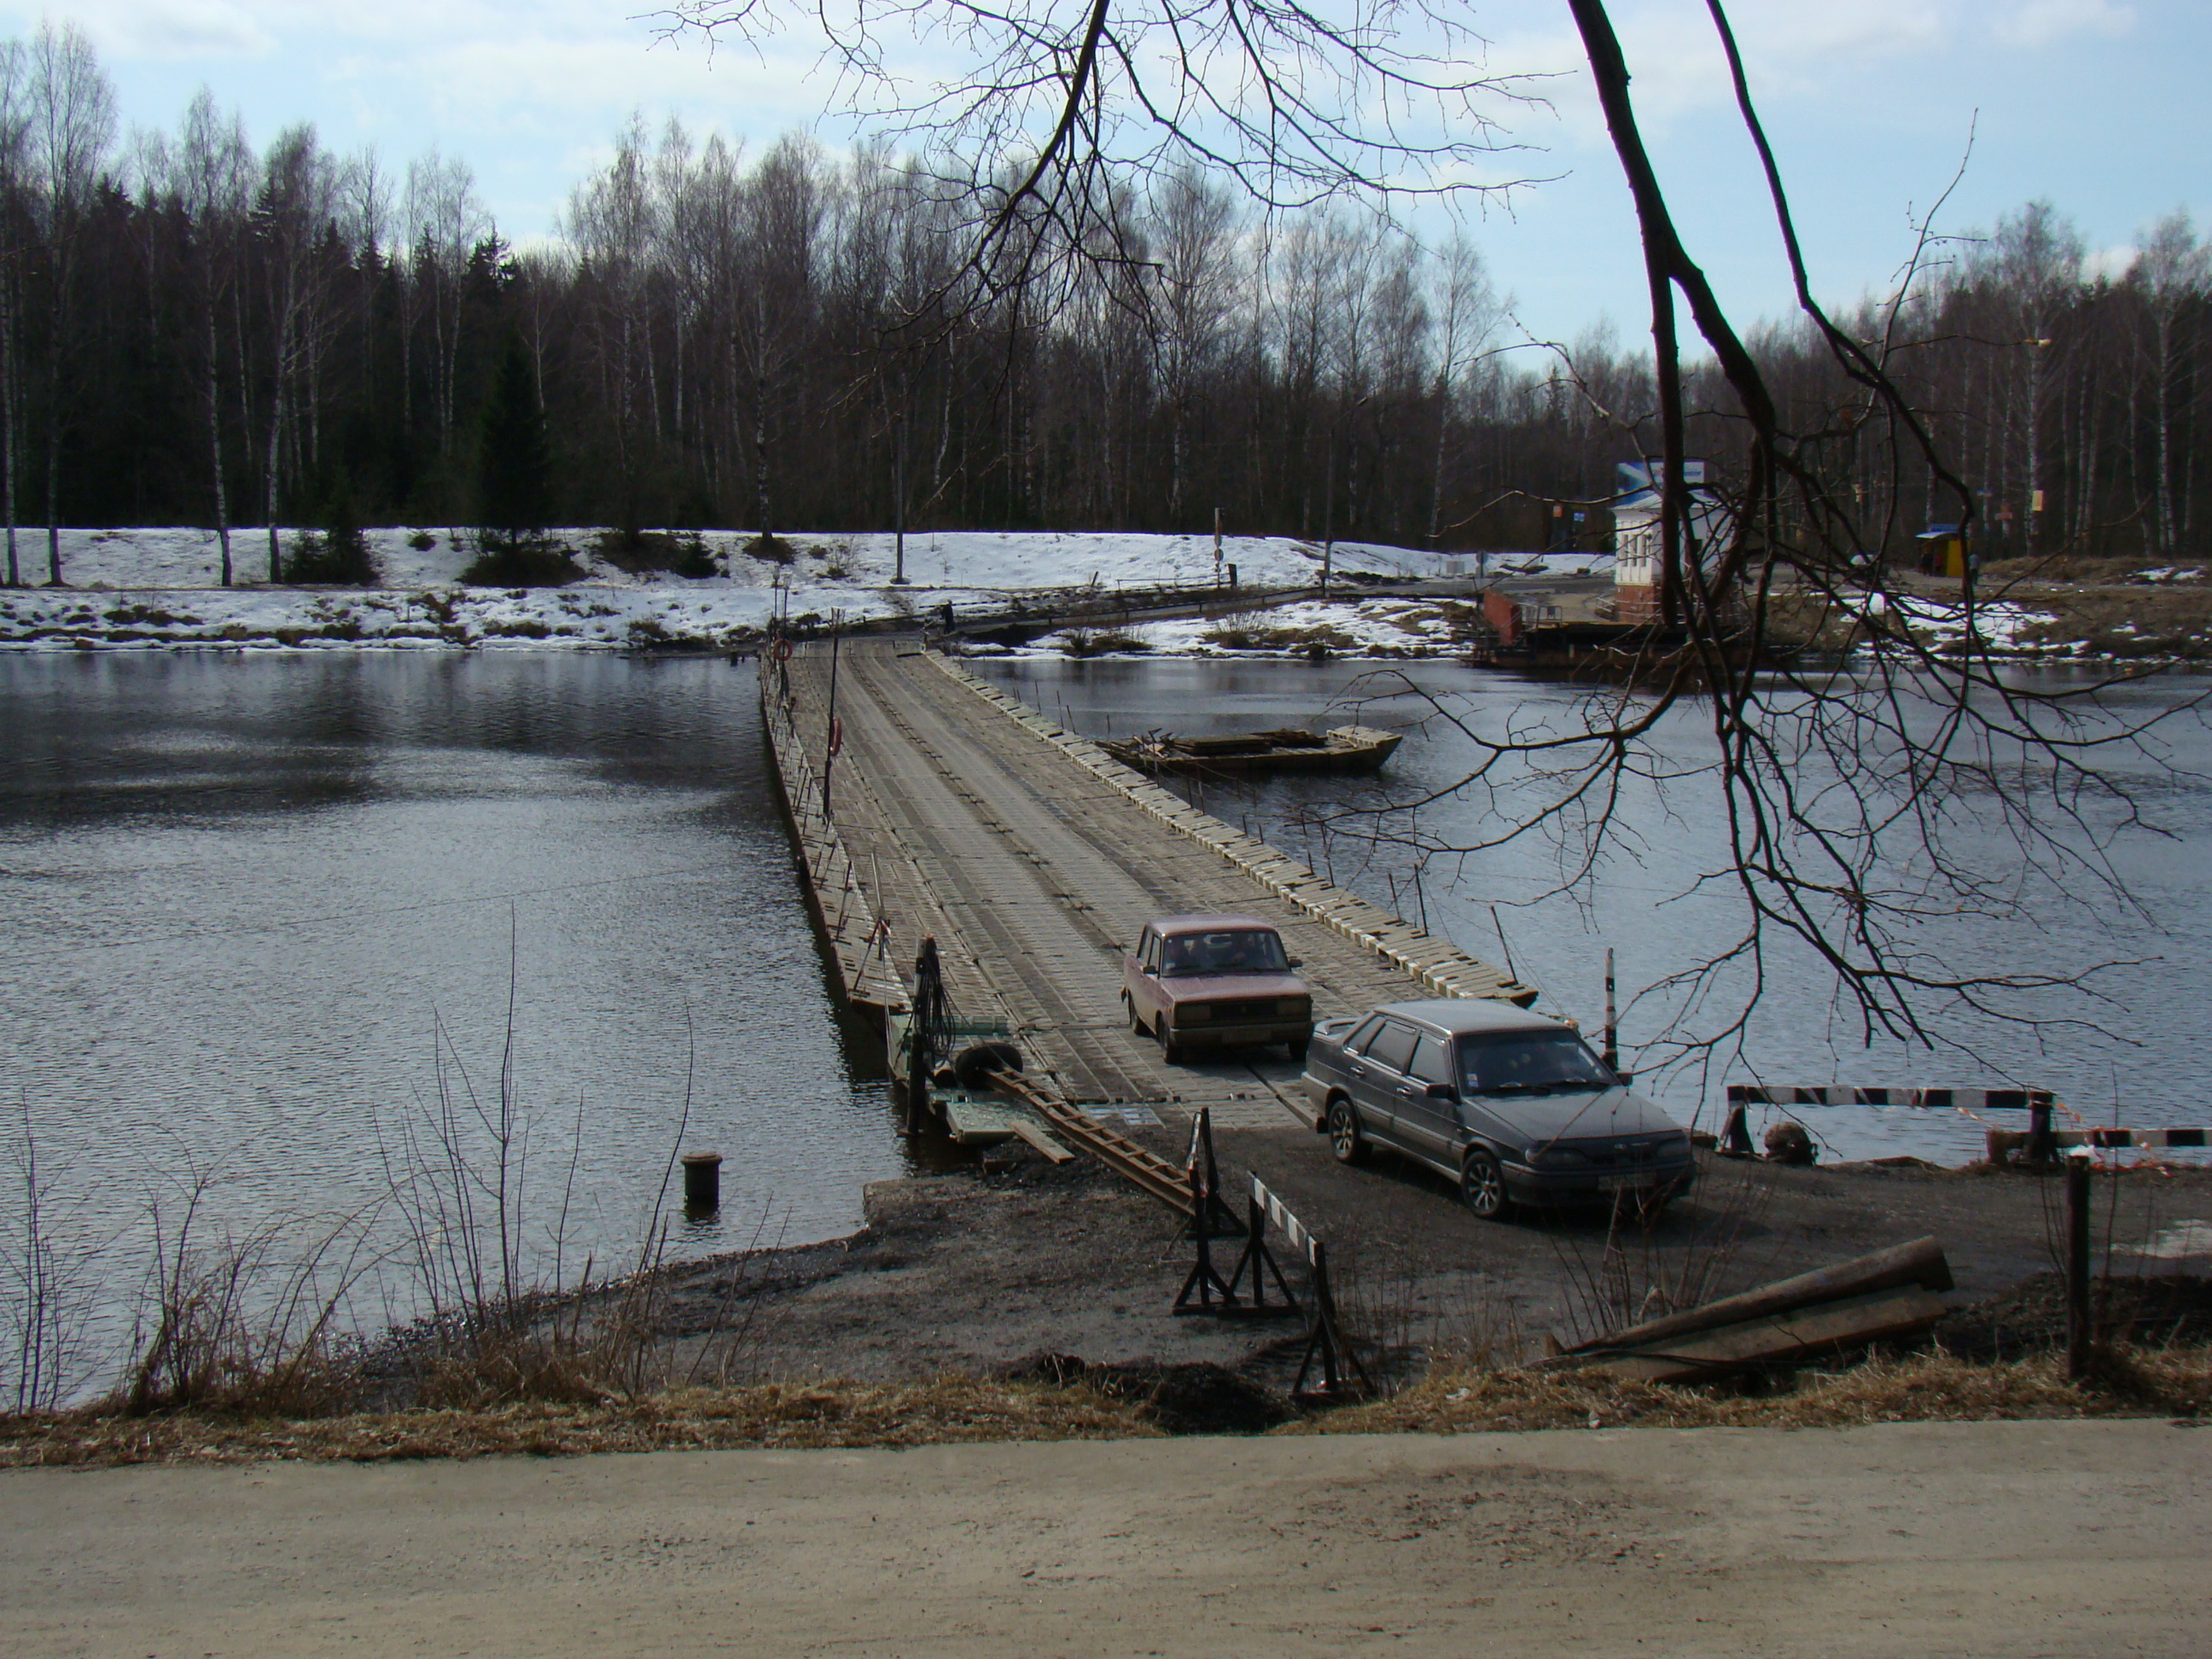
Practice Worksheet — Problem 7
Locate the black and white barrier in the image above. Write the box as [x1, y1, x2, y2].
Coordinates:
[1724, 1083, 2069, 1162]
[1726, 1086, 2054, 1110]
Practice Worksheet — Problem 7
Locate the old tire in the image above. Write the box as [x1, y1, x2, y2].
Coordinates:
[1327, 1097, 1368, 1166]
[1460, 1148, 1510, 1221]
[952, 1041, 1022, 1091]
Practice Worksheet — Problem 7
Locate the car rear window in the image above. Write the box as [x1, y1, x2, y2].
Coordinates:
[1365, 1021, 1419, 1074]
[1160, 928, 1289, 975]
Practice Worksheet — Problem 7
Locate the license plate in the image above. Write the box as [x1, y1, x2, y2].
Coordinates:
[1598, 1173, 1657, 1192]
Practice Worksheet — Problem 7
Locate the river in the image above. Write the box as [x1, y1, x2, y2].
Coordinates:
[1, 651, 913, 1392]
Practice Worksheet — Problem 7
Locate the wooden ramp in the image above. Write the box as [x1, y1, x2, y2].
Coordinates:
[765, 637, 1530, 1130]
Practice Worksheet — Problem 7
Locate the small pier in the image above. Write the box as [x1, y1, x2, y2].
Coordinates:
[764, 638, 1530, 1128]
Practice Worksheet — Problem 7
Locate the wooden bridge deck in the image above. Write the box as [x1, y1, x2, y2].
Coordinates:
[767, 638, 1528, 1130]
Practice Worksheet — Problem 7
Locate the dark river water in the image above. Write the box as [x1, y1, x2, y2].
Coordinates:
[1, 652, 912, 1388]
[3, 649, 2205, 1393]
[981, 655, 2212, 1168]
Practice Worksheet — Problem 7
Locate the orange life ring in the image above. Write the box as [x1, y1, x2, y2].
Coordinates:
[771, 637, 794, 662]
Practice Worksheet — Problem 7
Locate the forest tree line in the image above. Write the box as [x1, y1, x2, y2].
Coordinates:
[1, 21, 2207, 586]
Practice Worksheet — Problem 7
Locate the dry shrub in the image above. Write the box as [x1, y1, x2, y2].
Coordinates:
[1279, 1343, 2212, 1437]
[0, 1377, 1156, 1468]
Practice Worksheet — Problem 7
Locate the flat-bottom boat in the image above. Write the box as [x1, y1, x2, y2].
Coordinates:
[1100, 725, 1402, 777]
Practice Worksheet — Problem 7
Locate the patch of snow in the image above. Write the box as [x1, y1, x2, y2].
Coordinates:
[1895, 595, 2056, 651]
[1013, 597, 1465, 659]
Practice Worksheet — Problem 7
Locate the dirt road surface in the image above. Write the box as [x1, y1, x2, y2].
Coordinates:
[6, 1421, 2205, 1656]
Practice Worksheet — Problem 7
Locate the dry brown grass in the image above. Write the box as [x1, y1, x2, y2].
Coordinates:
[7, 1347, 2205, 1467]
[0, 1377, 1159, 1467]
[1279, 1344, 2212, 1437]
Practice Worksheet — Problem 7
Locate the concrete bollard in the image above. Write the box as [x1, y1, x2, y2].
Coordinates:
[681, 1152, 723, 1212]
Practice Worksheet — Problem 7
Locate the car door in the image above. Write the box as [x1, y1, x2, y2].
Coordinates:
[1352, 1018, 1421, 1145]
[1130, 928, 1165, 1030]
[1389, 1031, 1463, 1174]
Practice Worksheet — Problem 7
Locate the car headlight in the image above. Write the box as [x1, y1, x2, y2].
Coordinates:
[1524, 1145, 1591, 1168]
[1280, 998, 1312, 1020]
[1176, 1004, 1212, 1023]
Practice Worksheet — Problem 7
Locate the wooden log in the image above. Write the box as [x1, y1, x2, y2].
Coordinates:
[1560, 1236, 1953, 1358]
[1552, 1286, 1951, 1384]
[1007, 1119, 1076, 1164]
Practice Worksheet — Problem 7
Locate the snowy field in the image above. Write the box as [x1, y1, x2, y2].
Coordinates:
[0, 527, 1599, 653]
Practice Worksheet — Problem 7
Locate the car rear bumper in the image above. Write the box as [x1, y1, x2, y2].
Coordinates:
[1169, 1022, 1310, 1049]
[1503, 1162, 1698, 1208]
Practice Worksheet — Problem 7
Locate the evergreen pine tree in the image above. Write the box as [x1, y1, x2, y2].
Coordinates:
[478, 334, 551, 550]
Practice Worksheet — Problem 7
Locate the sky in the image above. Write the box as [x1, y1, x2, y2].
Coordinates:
[13, 0, 2206, 346]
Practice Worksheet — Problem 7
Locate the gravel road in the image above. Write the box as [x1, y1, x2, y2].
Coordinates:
[5, 1420, 2204, 1656]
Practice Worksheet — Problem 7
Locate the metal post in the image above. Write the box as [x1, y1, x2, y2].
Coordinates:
[681, 1153, 722, 1212]
[2066, 1154, 2094, 1382]
[2028, 1097, 2056, 1165]
[1214, 506, 1223, 585]
[1603, 946, 1618, 1072]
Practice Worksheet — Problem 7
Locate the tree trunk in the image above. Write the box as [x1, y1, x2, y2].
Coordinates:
[204, 296, 232, 587]
[1, 276, 15, 588]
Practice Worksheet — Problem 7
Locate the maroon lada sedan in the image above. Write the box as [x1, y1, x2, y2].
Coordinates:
[1121, 913, 1314, 1065]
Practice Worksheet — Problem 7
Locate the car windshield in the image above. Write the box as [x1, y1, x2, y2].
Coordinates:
[1160, 928, 1289, 976]
[1456, 1031, 1615, 1096]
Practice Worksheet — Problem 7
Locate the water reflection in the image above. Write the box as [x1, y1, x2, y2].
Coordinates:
[0, 652, 913, 1367]
[985, 654, 2212, 1166]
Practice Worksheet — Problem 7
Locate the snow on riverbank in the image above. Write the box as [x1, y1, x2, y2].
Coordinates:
[0, 527, 1548, 651]
[1001, 597, 1476, 659]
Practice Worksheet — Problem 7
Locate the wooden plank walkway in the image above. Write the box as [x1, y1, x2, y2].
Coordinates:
[767, 638, 1531, 1130]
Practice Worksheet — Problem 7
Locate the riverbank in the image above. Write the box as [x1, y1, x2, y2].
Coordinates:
[9, 1139, 2208, 1466]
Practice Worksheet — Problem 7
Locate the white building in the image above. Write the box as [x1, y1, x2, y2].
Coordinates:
[1611, 458, 1731, 622]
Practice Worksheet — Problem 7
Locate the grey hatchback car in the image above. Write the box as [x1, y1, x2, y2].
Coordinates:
[1301, 998, 1695, 1219]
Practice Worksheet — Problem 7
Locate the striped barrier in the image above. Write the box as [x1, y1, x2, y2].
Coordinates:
[1995, 1127, 2212, 1152]
[1724, 1083, 2069, 1163]
[1726, 1086, 2055, 1110]
[1243, 1174, 1371, 1401]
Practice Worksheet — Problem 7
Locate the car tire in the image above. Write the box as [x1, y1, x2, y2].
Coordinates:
[1460, 1148, 1510, 1221]
[1122, 993, 1145, 1036]
[1161, 1037, 1185, 1065]
[1327, 1097, 1368, 1166]
[1288, 1039, 1309, 1064]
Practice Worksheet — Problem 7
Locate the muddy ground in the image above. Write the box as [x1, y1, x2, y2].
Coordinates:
[652, 1123, 2212, 1387]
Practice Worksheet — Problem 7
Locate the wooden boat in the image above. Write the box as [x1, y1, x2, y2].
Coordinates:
[1100, 725, 1402, 777]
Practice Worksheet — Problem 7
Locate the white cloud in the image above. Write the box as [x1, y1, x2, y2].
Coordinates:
[1992, 0, 2137, 48]
[57, 0, 277, 60]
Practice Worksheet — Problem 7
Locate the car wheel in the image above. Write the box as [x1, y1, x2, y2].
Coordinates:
[1327, 1097, 1368, 1166]
[1460, 1148, 1510, 1221]
[1288, 1039, 1309, 1064]
[1122, 993, 1145, 1035]
[1161, 1036, 1185, 1065]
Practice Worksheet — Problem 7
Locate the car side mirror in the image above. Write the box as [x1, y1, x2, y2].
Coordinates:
[1285, 957, 1303, 969]
[1614, 1070, 1634, 1085]
[1426, 1083, 1458, 1102]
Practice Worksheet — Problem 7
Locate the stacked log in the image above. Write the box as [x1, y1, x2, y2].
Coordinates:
[1537, 1237, 1953, 1384]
